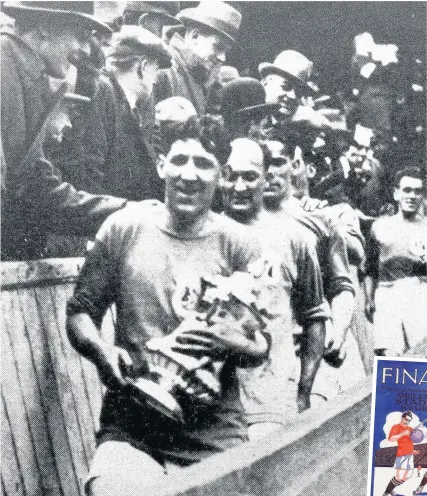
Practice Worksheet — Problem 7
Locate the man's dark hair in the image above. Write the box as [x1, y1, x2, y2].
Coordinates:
[157, 115, 228, 162]
[394, 167, 424, 189]
[402, 411, 413, 419]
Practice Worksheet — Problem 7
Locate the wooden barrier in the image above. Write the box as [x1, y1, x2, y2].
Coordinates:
[1, 259, 114, 496]
[2, 259, 426, 496]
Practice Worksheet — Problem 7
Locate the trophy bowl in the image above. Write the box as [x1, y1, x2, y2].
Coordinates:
[128, 271, 272, 423]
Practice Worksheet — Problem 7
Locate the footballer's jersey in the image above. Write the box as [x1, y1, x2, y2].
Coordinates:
[388, 423, 414, 457]
[68, 201, 263, 465]
[366, 214, 427, 282]
[284, 200, 355, 300]
[237, 210, 329, 423]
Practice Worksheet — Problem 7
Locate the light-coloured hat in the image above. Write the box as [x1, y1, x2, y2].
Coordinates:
[107, 25, 172, 68]
[155, 97, 197, 124]
[2, 1, 112, 34]
[259, 50, 316, 94]
[177, 1, 242, 44]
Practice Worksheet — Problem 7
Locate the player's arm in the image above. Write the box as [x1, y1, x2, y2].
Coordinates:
[324, 222, 355, 353]
[66, 223, 132, 390]
[389, 428, 411, 442]
[294, 242, 329, 412]
[364, 222, 380, 323]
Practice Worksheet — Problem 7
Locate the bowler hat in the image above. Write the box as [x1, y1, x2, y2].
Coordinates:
[2, 1, 112, 34]
[221, 77, 279, 121]
[177, 1, 242, 44]
[259, 50, 316, 95]
[107, 25, 172, 69]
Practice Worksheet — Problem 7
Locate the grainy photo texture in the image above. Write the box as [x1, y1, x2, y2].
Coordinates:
[1, 2, 426, 496]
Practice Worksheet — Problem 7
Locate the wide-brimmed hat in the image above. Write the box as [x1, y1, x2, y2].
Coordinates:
[221, 77, 280, 121]
[2, 1, 112, 34]
[177, 1, 242, 44]
[259, 50, 316, 95]
[107, 25, 172, 69]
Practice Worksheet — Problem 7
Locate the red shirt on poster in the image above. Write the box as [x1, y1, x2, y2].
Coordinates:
[389, 424, 414, 456]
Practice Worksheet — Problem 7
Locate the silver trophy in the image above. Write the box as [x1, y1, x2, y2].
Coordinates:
[127, 270, 273, 423]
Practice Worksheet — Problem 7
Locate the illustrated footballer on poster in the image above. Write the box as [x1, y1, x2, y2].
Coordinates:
[368, 358, 427, 496]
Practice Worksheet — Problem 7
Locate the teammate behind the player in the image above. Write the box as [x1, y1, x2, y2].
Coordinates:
[221, 137, 329, 439]
[365, 167, 426, 356]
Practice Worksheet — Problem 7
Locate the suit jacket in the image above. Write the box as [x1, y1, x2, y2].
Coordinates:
[52, 73, 163, 202]
[1, 32, 126, 260]
[153, 33, 209, 115]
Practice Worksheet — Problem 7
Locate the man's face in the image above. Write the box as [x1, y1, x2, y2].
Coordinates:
[346, 145, 373, 185]
[42, 24, 91, 79]
[261, 74, 300, 117]
[141, 59, 161, 95]
[263, 140, 293, 204]
[401, 415, 412, 426]
[45, 106, 72, 143]
[394, 176, 424, 215]
[221, 139, 265, 220]
[159, 138, 219, 219]
[190, 31, 231, 72]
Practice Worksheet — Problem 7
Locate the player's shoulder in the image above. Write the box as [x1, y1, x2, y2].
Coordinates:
[98, 199, 163, 237]
[211, 212, 255, 241]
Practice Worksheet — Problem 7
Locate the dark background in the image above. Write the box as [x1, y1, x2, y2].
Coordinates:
[183, 1, 426, 93]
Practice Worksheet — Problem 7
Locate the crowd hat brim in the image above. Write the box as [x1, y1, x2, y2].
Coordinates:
[107, 26, 172, 69]
[235, 102, 280, 118]
[177, 3, 242, 45]
[2, 2, 112, 34]
[259, 62, 317, 95]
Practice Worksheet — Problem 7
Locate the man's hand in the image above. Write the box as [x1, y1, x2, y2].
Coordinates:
[365, 298, 376, 323]
[174, 327, 269, 360]
[300, 196, 329, 212]
[297, 389, 311, 413]
[94, 345, 133, 390]
[414, 450, 421, 455]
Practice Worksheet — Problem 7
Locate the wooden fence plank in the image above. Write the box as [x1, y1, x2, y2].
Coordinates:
[2, 290, 62, 496]
[33, 286, 88, 494]
[16, 287, 81, 496]
[1, 394, 26, 496]
[1, 329, 43, 496]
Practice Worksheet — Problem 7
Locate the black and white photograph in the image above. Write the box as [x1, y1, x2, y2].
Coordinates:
[1, 1, 426, 495]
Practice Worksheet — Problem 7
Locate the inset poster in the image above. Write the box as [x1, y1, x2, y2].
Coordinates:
[368, 357, 427, 496]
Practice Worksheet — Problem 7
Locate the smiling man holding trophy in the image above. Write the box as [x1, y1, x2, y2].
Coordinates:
[66, 116, 273, 496]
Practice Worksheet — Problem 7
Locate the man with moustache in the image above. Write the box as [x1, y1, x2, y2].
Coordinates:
[221, 137, 328, 438]
[365, 167, 427, 357]
[66, 120, 271, 495]
[154, 1, 241, 115]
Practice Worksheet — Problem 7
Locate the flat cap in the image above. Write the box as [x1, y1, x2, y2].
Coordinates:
[107, 25, 172, 68]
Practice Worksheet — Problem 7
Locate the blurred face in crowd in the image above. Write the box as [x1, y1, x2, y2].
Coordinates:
[263, 140, 293, 207]
[394, 176, 424, 216]
[187, 28, 232, 73]
[158, 138, 219, 221]
[140, 58, 161, 94]
[345, 145, 374, 185]
[36, 23, 92, 79]
[45, 105, 73, 144]
[221, 138, 265, 221]
[261, 74, 300, 118]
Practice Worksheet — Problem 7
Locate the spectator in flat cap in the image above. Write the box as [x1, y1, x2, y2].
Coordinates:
[123, 1, 182, 40]
[55, 26, 171, 204]
[0, 1, 129, 260]
[154, 1, 242, 115]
